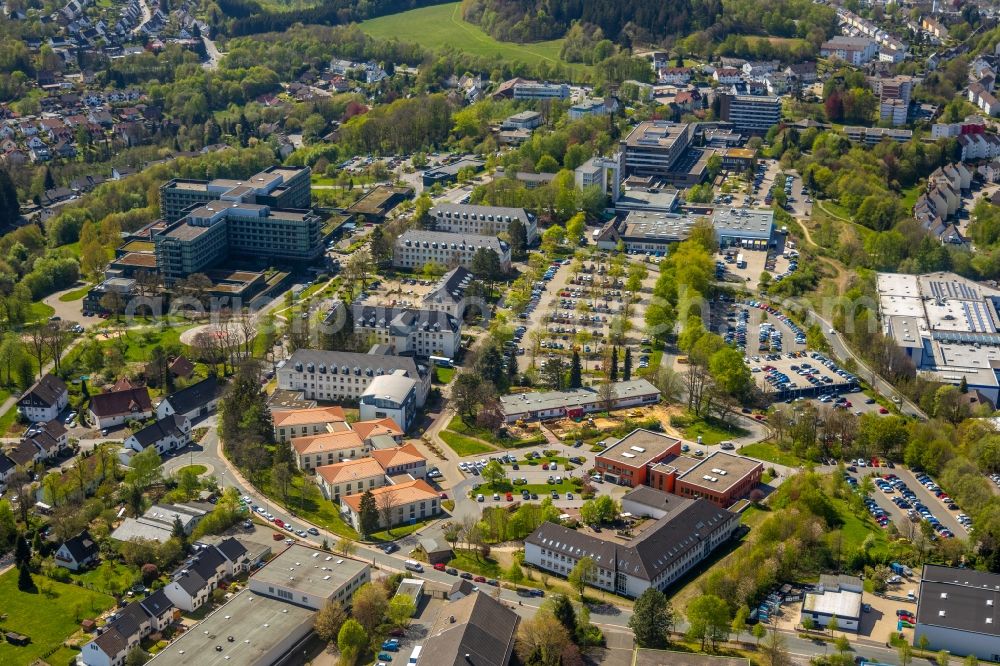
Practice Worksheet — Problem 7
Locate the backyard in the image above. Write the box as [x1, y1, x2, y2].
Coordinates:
[0, 567, 115, 666]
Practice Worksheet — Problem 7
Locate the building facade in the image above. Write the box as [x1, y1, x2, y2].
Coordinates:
[159, 166, 311, 223]
[429, 204, 538, 244]
[393, 229, 511, 272]
[718, 94, 782, 134]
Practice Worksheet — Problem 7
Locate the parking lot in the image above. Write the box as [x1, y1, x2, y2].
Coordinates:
[845, 467, 970, 540]
[511, 255, 659, 374]
[719, 300, 808, 356]
[750, 353, 859, 401]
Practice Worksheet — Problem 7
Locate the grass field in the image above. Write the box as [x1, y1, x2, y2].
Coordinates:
[58, 284, 92, 302]
[361, 3, 584, 74]
[448, 549, 502, 578]
[74, 561, 139, 596]
[255, 472, 359, 540]
[675, 414, 749, 445]
[26, 301, 55, 323]
[738, 441, 803, 467]
[0, 568, 115, 666]
[177, 464, 208, 476]
[439, 429, 494, 456]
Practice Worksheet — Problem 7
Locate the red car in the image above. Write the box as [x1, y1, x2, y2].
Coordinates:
[506, 493, 513, 501]
[434, 563, 446, 571]
[473, 576, 486, 583]
[879, 407, 889, 414]
[541, 463, 549, 470]
[273, 518, 284, 528]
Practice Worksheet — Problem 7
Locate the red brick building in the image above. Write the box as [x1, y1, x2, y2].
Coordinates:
[594, 429, 682, 487]
[650, 451, 763, 507]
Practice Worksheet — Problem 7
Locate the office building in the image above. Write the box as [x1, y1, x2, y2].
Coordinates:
[393, 229, 511, 272]
[417, 592, 520, 666]
[594, 429, 682, 488]
[430, 203, 538, 244]
[841, 126, 912, 145]
[525, 487, 738, 598]
[914, 565, 1000, 662]
[154, 202, 323, 284]
[649, 451, 763, 507]
[500, 110, 543, 131]
[159, 166, 311, 223]
[248, 543, 370, 610]
[718, 94, 782, 134]
[277, 348, 432, 407]
[512, 82, 570, 100]
[568, 97, 613, 120]
[596, 206, 774, 253]
[621, 121, 697, 182]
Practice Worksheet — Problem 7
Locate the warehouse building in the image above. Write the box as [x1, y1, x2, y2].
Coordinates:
[595, 206, 774, 253]
[913, 565, 1000, 662]
[499, 379, 661, 423]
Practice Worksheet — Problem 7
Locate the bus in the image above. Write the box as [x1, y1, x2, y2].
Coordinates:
[429, 356, 453, 368]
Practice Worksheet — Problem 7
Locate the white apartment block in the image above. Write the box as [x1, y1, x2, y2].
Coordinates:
[277, 349, 431, 407]
[393, 229, 511, 272]
[351, 303, 462, 359]
[820, 36, 878, 65]
[430, 203, 538, 243]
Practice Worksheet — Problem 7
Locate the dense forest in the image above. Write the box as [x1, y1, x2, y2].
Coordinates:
[210, 0, 450, 36]
[460, 0, 836, 50]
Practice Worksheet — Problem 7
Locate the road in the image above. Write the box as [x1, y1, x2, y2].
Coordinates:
[132, 0, 152, 36]
[808, 311, 927, 419]
[202, 34, 223, 70]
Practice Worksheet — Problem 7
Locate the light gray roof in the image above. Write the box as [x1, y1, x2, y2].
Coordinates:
[397, 229, 509, 254]
[281, 349, 428, 380]
[500, 379, 660, 415]
[361, 372, 417, 404]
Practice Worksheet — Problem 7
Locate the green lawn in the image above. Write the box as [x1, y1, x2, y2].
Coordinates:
[177, 464, 208, 476]
[440, 429, 494, 456]
[58, 284, 92, 302]
[73, 561, 139, 596]
[0, 568, 115, 666]
[830, 496, 889, 555]
[369, 519, 432, 543]
[255, 473, 359, 540]
[434, 366, 455, 385]
[447, 414, 545, 449]
[738, 442, 803, 467]
[26, 300, 55, 323]
[361, 3, 586, 75]
[0, 404, 21, 435]
[447, 549, 502, 578]
[675, 415, 749, 445]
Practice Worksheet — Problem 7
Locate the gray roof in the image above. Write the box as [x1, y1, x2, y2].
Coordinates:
[282, 349, 427, 380]
[500, 379, 660, 416]
[19, 373, 67, 408]
[61, 530, 98, 563]
[131, 414, 187, 448]
[526, 494, 735, 582]
[430, 202, 533, 225]
[397, 229, 509, 254]
[173, 569, 208, 596]
[188, 546, 226, 581]
[215, 537, 248, 563]
[351, 304, 460, 336]
[421, 592, 520, 666]
[916, 565, 1000, 637]
[360, 372, 417, 404]
[140, 588, 174, 617]
[163, 376, 221, 415]
[424, 266, 474, 306]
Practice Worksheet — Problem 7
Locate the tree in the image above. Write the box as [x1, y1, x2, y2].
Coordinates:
[516, 613, 571, 666]
[835, 635, 851, 656]
[731, 604, 749, 643]
[567, 556, 596, 600]
[0, 168, 20, 227]
[761, 627, 791, 666]
[579, 495, 619, 526]
[937, 650, 950, 666]
[541, 225, 565, 253]
[337, 619, 367, 666]
[507, 560, 525, 583]
[541, 357, 566, 390]
[623, 347, 632, 381]
[125, 448, 161, 490]
[569, 351, 582, 388]
[470, 248, 504, 299]
[565, 213, 586, 245]
[482, 460, 507, 488]
[802, 617, 815, 632]
[827, 616, 839, 635]
[387, 594, 416, 628]
[17, 561, 34, 591]
[609, 346, 618, 382]
[629, 588, 673, 648]
[270, 462, 292, 506]
[752, 622, 766, 646]
[898, 642, 913, 666]
[686, 594, 730, 651]
[358, 490, 379, 537]
[508, 219, 528, 259]
[124, 646, 150, 666]
[351, 582, 388, 635]
[548, 594, 577, 637]
[335, 537, 356, 557]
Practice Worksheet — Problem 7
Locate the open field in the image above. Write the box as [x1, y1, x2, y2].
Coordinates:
[439, 429, 494, 456]
[360, 3, 586, 75]
[0, 568, 115, 666]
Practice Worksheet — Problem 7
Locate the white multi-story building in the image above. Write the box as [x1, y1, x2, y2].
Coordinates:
[421, 266, 473, 319]
[351, 303, 462, 359]
[429, 203, 538, 244]
[820, 36, 878, 65]
[358, 371, 419, 431]
[512, 82, 570, 100]
[17, 373, 68, 423]
[277, 348, 431, 407]
[393, 229, 511, 272]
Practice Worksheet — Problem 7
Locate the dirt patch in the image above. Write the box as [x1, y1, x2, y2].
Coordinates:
[541, 403, 687, 441]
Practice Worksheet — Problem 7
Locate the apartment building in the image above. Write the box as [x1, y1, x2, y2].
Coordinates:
[316, 442, 426, 501]
[154, 202, 323, 284]
[359, 371, 419, 431]
[429, 203, 538, 244]
[351, 303, 462, 359]
[820, 36, 878, 65]
[290, 430, 368, 471]
[718, 94, 782, 134]
[393, 229, 511, 272]
[277, 348, 432, 406]
[341, 479, 440, 530]
[272, 405, 347, 443]
[421, 266, 473, 319]
[525, 487, 738, 598]
[159, 166, 311, 223]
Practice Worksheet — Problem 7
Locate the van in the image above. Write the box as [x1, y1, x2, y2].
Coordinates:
[404, 560, 424, 573]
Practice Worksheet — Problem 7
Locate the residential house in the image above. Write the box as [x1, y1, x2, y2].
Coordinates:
[713, 68, 742, 85]
[418, 592, 520, 666]
[163, 543, 235, 612]
[659, 67, 692, 85]
[155, 376, 222, 421]
[371, 442, 427, 479]
[80, 590, 176, 666]
[124, 414, 191, 456]
[316, 457, 386, 501]
[0, 454, 15, 490]
[54, 529, 99, 570]
[88, 386, 153, 429]
[17, 373, 68, 422]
